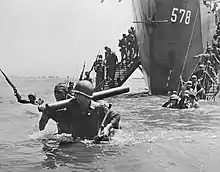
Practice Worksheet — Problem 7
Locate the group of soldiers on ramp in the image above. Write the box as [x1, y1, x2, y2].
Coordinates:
[80, 26, 138, 91]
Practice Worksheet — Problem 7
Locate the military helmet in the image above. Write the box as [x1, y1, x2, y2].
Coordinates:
[184, 90, 190, 95]
[122, 34, 126, 37]
[191, 75, 197, 80]
[207, 46, 212, 50]
[131, 27, 134, 30]
[69, 81, 74, 87]
[186, 81, 192, 86]
[98, 54, 103, 59]
[28, 93, 36, 100]
[73, 80, 94, 99]
[207, 60, 211, 64]
[199, 64, 205, 68]
[172, 91, 177, 95]
[170, 94, 179, 100]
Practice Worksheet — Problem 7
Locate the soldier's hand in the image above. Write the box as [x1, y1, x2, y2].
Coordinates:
[103, 123, 112, 137]
[103, 127, 110, 137]
[36, 98, 44, 105]
[38, 105, 46, 112]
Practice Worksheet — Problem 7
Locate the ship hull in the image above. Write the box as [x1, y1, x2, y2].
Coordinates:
[132, 0, 216, 95]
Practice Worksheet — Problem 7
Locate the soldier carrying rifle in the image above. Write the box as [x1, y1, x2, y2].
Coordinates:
[0, 69, 44, 105]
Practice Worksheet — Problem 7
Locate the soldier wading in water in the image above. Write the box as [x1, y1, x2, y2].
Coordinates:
[38, 80, 121, 142]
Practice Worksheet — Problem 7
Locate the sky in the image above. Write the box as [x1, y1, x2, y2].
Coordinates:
[0, 0, 139, 78]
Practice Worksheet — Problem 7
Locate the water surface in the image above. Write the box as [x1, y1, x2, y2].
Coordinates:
[0, 77, 220, 172]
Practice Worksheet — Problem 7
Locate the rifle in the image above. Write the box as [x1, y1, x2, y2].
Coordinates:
[0, 69, 18, 94]
[88, 50, 101, 74]
[79, 61, 86, 81]
[0, 69, 44, 105]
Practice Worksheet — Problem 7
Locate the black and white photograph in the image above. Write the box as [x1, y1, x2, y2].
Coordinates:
[1, 0, 220, 171]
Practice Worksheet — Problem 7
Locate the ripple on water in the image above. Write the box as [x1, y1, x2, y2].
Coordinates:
[2, 79, 220, 171]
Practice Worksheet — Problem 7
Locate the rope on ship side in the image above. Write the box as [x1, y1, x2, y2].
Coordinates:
[177, 7, 199, 92]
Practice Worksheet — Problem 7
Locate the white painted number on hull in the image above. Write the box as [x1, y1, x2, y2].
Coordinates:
[171, 8, 191, 24]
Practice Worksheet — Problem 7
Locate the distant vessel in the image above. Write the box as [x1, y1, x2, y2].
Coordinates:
[132, 0, 216, 95]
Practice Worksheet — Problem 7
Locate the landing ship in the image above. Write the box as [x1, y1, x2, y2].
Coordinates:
[132, 0, 216, 95]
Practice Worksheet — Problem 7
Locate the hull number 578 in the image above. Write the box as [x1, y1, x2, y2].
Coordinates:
[171, 8, 191, 24]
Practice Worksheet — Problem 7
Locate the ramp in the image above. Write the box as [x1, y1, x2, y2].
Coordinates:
[94, 56, 141, 92]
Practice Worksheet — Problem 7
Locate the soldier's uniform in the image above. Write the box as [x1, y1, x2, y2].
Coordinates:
[104, 47, 112, 79]
[126, 29, 135, 62]
[206, 46, 220, 72]
[131, 27, 138, 56]
[38, 80, 121, 141]
[108, 52, 118, 84]
[84, 71, 93, 84]
[212, 43, 220, 60]
[190, 75, 205, 100]
[118, 34, 127, 65]
[194, 46, 220, 72]
[94, 55, 105, 90]
[194, 64, 205, 80]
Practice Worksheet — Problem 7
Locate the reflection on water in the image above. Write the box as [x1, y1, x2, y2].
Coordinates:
[1, 78, 220, 171]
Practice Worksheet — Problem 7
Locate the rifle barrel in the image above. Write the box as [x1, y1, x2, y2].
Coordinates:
[0, 69, 17, 91]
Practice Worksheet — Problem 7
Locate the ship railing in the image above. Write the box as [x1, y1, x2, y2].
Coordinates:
[205, 78, 220, 101]
[94, 55, 141, 92]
